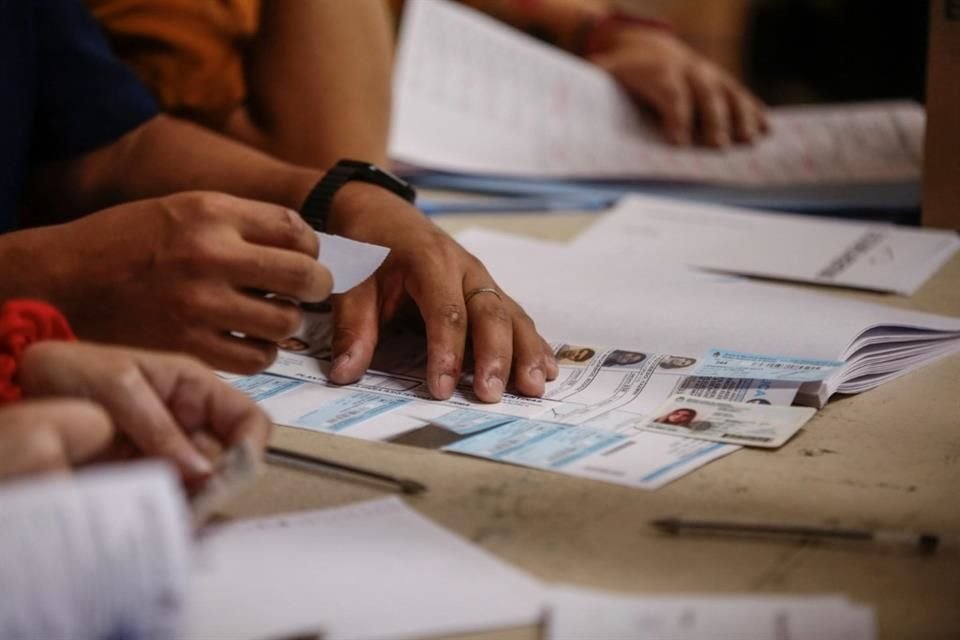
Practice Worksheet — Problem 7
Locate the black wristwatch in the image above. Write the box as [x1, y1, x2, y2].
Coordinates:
[299, 159, 417, 232]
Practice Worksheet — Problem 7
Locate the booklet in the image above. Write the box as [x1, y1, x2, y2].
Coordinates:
[455, 228, 960, 408]
[391, 0, 923, 190]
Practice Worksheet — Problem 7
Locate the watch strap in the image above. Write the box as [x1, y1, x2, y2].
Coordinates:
[300, 160, 416, 232]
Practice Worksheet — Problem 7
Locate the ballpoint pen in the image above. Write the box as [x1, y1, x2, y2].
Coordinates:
[652, 517, 953, 554]
[265, 445, 427, 495]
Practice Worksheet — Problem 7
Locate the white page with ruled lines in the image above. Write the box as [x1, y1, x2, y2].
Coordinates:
[390, 0, 924, 186]
[0, 463, 190, 640]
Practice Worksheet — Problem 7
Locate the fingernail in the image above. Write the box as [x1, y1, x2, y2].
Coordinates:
[186, 451, 215, 477]
[485, 375, 505, 399]
[332, 351, 351, 373]
[437, 373, 456, 398]
[529, 366, 546, 387]
[716, 132, 730, 148]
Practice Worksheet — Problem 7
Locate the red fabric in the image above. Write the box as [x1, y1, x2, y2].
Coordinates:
[0, 300, 76, 403]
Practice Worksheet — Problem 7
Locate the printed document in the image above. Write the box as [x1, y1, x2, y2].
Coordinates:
[233, 312, 801, 490]
[391, 0, 923, 186]
[455, 228, 960, 407]
[570, 196, 960, 294]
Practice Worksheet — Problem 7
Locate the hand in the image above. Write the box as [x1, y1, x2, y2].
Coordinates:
[324, 184, 559, 403]
[10, 192, 332, 373]
[589, 27, 768, 147]
[18, 341, 272, 482]
[0, 399, 113, 480]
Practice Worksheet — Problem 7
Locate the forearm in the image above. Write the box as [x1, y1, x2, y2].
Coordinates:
[37, 115, 319, 218]
[238, 0, 394, 167]
[461, 0, 611, 52]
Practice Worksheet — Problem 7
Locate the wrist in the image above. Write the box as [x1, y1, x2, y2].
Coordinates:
[300, 160, 418, 236]
[327, 181, 427, 241]
[577, 11, 673, 56]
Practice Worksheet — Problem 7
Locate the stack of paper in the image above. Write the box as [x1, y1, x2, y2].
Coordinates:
[456, 229, 960, 407]
[570, 195, 960, 295]
[391, 0, 923, 196]
[0, 463, 190, 640]
[548, 586, 875, 640]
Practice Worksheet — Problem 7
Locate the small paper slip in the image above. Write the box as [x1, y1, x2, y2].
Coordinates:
[190, 439, 262, 524]
[316, 232, 389, 294]
[695, 349, 845, 382]
[643, 394, 816, 448]
[547, 586, 876, 640]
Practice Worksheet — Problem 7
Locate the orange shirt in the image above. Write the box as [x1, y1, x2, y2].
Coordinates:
[86, 0, 259, 128]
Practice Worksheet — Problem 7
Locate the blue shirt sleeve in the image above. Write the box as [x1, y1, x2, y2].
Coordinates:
[32, 0, 159, 163]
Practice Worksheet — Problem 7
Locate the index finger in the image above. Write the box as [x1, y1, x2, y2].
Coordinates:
[136, 354, 274, 452]
[216, 196, 319, 258]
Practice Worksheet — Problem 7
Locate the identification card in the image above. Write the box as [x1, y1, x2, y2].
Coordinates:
[642, 395, 816, 448]
[694, 349, 845, 381]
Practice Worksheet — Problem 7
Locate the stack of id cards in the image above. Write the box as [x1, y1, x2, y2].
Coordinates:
[642, 395, 817, 448]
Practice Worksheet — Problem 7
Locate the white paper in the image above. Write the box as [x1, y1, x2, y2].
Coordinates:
[0, 463, 190, 640]
[454, 228, 960, 406]
[570, 196, 960, 294]
[391, 0, 923, 186]
[317, 232, 389, 294]
[184, 497, 545, 640]
[547, 586, 876, 640]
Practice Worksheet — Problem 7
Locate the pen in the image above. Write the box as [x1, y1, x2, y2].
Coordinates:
[265, 446, 427, 495]
[652, 517, 950, 554]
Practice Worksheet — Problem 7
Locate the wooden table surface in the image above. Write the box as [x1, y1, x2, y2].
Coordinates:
[226, 211, 960, 640]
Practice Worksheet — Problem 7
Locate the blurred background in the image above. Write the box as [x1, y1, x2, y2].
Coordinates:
[617, 0, 928, 105]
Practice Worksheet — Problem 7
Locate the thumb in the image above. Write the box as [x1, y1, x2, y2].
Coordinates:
[329, 279, 381, 385]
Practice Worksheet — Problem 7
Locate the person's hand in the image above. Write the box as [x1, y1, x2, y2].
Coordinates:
[325, 183, 559, 403]
[18, 341, 273, 483]
[10, 192, 332, 373]
[0, 399, 114, 480]
[588, 27, 769, 147]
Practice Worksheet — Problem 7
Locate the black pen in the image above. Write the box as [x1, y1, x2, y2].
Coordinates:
[265, 446, 427, 495]
[652, 517, 953, 554]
